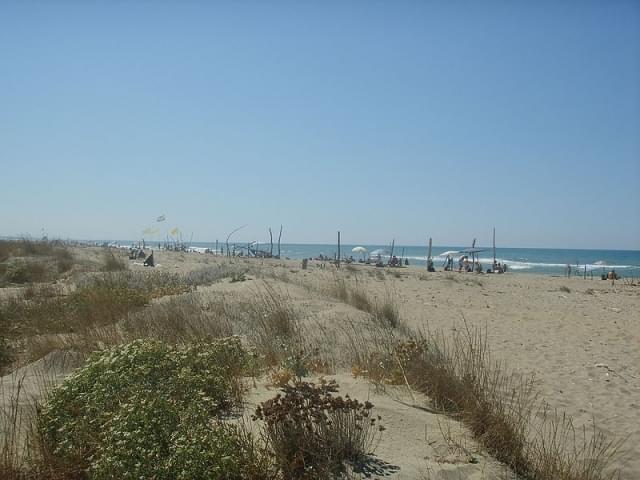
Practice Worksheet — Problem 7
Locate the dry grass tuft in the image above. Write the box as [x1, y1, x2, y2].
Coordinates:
[101, 250, 127, 272]
[236, 282, 302, 369]
[0, 240, 74, 286]
[347, 319, 621, 480]
[21, 293, 235, 362]
[0, 271, 195, 372]
[184, 264, 250, 286]
[326, 275, 403, 330]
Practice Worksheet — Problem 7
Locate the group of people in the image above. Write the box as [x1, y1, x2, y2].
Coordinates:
[440, 254, 506, 274]
[127, 247, 155, 267]
[389, 255, 408, 266]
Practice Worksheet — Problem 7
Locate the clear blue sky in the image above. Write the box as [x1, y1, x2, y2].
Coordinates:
[1, 1, 638, 249]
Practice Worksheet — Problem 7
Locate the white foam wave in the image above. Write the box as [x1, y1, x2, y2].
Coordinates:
[412, 254, 637, 271]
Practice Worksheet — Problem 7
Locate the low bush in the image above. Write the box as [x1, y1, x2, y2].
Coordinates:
[0, 240, 74, 285]
[351, 339, 426, 387]
[38, 338, 263, 479]
[254, 380, 383, 479]
[3, 260, 48, 284]
[5, 271, 194, 336]
[101, 251, 127, 272]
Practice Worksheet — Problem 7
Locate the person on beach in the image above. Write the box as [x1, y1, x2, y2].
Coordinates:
[567, 264, 572, 277]
[143, 251, 155, 267]
[427, 257, 435, 272]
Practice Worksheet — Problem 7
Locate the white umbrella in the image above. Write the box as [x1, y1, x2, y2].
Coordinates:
[352, 246, 367, 260]
[369, 249, 390, 263]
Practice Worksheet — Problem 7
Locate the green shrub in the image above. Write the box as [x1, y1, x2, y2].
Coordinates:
[4, 260, 48, 284]
[38, 338, 260, 479]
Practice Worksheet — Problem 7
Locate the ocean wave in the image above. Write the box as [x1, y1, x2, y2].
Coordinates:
[419, 254, 637, 271]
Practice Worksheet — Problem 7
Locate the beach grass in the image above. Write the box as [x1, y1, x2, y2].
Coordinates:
[347, 321, 621, 480]
[0, 247, 625, 480]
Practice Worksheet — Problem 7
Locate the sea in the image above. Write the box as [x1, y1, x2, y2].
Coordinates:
[110, 240, 640, 279]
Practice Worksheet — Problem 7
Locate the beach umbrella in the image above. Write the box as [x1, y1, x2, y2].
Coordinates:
[352, 246, 367, 260]
[369, 249, 390, 262]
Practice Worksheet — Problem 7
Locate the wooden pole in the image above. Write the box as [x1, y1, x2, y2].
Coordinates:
[493, 227, 496, 268]
[269, 228, 273, 257]
[337, 231, 341, 268]
[277, 225, 282, 258]
[226, 224, 247, 257]
[389, 239, 395, 265]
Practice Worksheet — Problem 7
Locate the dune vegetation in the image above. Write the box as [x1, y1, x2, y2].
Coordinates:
[0, 240, 624, 479]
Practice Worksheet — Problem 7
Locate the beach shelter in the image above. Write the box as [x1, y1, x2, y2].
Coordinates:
[369, 249, 390, 264]
[352, 246, 367, 260]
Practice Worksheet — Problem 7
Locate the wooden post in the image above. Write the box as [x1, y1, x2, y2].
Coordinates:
[337, 231, 341, 268]
[277, 225, 282, 258]
[269, 228, 273, 257]
[226, 224, 247, 258]
[493, 227, 496, 268]
[472, 238, 477, 271]
[389, 239, 395, 265]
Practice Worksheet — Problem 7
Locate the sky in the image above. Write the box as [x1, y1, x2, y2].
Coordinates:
[1, 1, 639, 250]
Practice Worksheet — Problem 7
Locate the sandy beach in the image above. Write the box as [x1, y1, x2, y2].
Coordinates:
[2, 246, 639, 479]
[162, 249, 640, 477]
